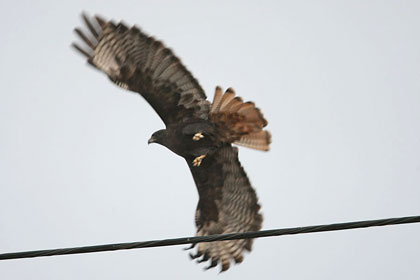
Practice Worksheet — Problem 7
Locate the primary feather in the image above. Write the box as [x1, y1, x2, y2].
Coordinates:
[73, 14, 209, 125]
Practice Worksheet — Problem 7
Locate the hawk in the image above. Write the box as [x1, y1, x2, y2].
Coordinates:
[73, 14, 271, 272]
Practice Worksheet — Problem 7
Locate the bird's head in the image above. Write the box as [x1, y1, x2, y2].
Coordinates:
[148, 129, 167, 146]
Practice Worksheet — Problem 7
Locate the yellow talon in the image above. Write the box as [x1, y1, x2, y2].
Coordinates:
[193, 154, 206, 167]
[192, 132, 204, 141]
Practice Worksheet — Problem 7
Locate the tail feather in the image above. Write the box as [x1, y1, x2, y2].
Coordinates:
[234, 130, 272, 151]
[210, 86, 223, 113]
[210, 86, 271, 151]
[227, 97, 244, 113]
[219, 88, 236, 111]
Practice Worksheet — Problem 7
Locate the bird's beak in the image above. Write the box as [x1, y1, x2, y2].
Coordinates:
[148, 136, 156, 145]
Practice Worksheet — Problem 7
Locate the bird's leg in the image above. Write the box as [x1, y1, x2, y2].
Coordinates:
[192, 132, 204, 141]
[193, 154, 206, 167]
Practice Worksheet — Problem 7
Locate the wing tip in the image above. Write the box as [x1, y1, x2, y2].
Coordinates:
[94, 14, 107, 28]
[71, 42, 91, 58]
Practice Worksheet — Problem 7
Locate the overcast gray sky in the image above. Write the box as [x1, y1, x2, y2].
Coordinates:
[1, 1, 420, 279]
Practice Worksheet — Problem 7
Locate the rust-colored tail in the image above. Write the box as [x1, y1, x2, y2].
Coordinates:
[210, 86, 271, 151]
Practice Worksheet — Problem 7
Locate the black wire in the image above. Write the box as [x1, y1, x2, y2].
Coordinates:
[1, 215, 419, 261]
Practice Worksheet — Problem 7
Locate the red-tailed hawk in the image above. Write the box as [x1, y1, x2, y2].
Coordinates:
[73, 14, 271, 272]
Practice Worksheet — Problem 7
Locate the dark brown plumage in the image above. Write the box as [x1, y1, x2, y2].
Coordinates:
[73, 13, 271, 272]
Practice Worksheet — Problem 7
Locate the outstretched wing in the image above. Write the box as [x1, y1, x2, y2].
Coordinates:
[73, 14, 210, 126]
[187, 145, 263, 272]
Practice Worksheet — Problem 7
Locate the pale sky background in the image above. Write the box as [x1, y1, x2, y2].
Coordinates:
[1, 1, 419, 279]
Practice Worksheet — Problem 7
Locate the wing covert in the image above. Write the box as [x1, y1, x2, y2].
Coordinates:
[73, 14, 210, 125]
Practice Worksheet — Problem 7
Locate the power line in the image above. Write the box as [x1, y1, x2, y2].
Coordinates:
[1, 215, 419, 261]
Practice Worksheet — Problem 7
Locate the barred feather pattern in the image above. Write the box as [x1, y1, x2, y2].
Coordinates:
[74, 14, 269, 272]
[188, 145, 263, 272]
[73, 13, 210, 125]
[210, 87, 271, 151]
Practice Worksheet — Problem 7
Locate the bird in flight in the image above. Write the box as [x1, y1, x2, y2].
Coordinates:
[73, 13, 271, 272]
